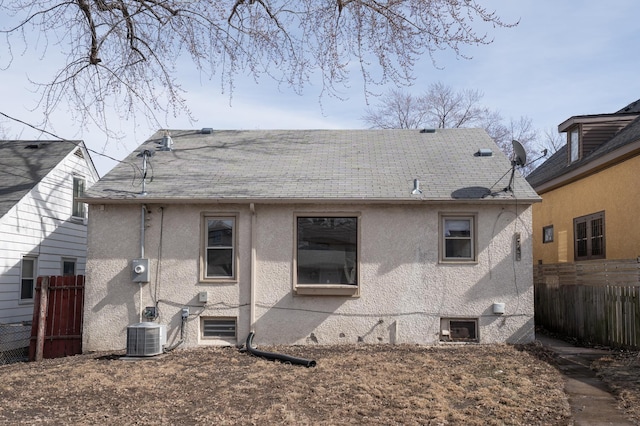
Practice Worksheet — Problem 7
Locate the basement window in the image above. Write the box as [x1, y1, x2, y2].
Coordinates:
[440, 318, 478, 343]
[201, 317, 236, 340]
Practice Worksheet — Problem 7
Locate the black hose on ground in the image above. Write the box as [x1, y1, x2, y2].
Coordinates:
[245, 332, 316, 368]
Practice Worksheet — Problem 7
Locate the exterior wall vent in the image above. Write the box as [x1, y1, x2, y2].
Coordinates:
[126, 322, 166, 356]
[476, 149, 493, 157]
[201, 317, 237, 340]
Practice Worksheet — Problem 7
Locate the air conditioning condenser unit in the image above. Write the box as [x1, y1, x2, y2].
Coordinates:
[126, 322, 166, 357]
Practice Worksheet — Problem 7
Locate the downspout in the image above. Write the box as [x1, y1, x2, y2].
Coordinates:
[250, 203, 256, 333]
[139, 204, 146, 323]
[244, 207, 316, 367]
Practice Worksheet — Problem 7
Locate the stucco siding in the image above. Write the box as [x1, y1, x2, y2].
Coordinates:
[83, 202, 534, 351]
[532, 155, 640, 263]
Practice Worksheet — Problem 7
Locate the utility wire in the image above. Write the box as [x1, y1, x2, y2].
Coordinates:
[0, 110, 125, 166]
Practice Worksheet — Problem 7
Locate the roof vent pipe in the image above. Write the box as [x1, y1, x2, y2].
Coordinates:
[411, 179, 422, 195]
[159, 132, 173, 151]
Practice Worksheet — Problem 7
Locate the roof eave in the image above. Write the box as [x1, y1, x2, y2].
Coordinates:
[558, 113, 640, 132]
[533, 139, 640, 194]
[80, 195, 541, 205]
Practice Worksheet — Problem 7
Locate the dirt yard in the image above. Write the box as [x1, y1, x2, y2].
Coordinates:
[0, 342, 582, 425]
[593, 350, 640, 425]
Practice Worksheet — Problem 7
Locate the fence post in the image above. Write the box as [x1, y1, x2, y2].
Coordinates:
[35, 276, 49, 362]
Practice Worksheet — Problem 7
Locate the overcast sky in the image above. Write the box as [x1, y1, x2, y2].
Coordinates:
[1, 1, 639, 175]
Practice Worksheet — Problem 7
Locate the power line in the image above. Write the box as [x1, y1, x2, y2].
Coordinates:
[0, 110, 125, 165]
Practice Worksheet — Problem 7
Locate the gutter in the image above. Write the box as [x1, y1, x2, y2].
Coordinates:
[79, 196, 541, 206]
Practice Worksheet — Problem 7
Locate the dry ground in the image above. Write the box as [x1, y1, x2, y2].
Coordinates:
[593, 350, 640, 424]
[0, 343, 578, 425]
[4, 341, 640, 425]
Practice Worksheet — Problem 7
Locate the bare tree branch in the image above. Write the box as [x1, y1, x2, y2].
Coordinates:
[0, 1, 516, 134]
[362, 83, 541, 170]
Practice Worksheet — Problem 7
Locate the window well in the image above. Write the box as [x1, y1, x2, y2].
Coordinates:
[440, 318, 478, 342]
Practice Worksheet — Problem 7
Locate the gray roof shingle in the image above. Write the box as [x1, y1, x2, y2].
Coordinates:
[0, 140, 81, 218]
[527, 115, 640, 188]
[85, 129, 539, 203]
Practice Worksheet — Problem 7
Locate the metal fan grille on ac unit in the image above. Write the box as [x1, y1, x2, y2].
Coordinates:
[126, 323, 165, 356]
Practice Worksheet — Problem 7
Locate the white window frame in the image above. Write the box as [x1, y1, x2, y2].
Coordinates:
[569, 128, 580, 163]
[440, 214, 477, 263]
[293, 213, 360, 296]
[62, 258, 77, 276]
[72, 176, 86, 220]
[20, 256, 37, 302]
[200, 214, 237, 283]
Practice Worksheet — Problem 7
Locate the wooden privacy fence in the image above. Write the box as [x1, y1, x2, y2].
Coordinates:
[534, 259, 640, 348]
[29, 275, 85, 361]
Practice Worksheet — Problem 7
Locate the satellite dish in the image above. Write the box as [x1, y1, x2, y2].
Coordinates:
[512, 140, 527, 167]
[502, 140, 527, 194]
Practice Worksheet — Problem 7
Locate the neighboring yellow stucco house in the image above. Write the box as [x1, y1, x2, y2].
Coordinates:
[527, 100, 640, 264]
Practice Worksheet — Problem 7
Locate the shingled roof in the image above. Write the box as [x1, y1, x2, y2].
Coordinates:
[527, 115, 640, 190]
[84, 129, 539, 203]
[0, 140, 82, 218]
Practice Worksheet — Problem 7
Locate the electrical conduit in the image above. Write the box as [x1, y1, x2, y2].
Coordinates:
[250, 203, 256, 332]
[139, 204, 146, 323]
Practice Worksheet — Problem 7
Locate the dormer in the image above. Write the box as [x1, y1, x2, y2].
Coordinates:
[559, 112, 639, 164]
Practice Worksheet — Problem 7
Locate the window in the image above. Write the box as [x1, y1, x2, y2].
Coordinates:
[441, 215, 476, 262]
[574, 211, 605, 260]
[295, 215, 358, 296]
[542, 225, 554, 243]
[20, 257, 36, 300]
[202, 216, 236, 280]
[569, 129, 580, 163]
[440, 318, 478, 342]
[72, 176, 86, 219]
[201, 317, 236, 340]
[62, 258, 76, 276]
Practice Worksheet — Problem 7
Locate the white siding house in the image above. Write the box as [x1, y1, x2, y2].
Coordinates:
[81, 129, 540, 352]
[0, 141, 99, 325]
